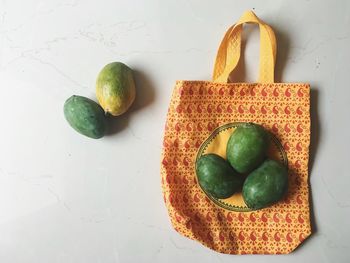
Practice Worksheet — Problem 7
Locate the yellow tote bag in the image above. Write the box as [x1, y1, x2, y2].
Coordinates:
[161, 10, 311, 254]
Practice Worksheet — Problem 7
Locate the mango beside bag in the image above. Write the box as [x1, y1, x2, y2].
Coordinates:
[160, 10, 312, 254]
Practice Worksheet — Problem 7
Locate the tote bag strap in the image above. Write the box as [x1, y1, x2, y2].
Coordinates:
[213, 10, 277, 83]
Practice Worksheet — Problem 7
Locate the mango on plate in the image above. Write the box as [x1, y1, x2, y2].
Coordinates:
[242, 159, 288, 210]
[226, 123, 269, 174]
[196, 154, 243, 199]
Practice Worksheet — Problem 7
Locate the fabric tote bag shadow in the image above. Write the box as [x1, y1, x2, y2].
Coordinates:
[161, 10, 311, 254]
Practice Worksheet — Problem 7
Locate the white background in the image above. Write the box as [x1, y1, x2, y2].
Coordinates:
[0, 0, 349, 262]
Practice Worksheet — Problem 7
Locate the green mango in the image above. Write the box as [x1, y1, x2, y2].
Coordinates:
[226, 123, 269, 173]
[242, 159, 288, 210]
[196, 154, 243, 199]
[64, 95, 107, 139]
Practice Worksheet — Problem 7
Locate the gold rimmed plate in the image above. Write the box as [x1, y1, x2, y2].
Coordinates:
[195, 122, 288, 212]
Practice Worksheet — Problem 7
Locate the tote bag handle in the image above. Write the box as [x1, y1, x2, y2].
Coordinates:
[213, 10, 277, 83]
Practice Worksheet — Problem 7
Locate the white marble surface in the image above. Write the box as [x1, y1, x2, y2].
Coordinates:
[0, 0, 349, 262]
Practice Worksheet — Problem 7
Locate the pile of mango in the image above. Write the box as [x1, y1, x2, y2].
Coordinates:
[64, 62, 135, 139]
[196, 123, 288, 210]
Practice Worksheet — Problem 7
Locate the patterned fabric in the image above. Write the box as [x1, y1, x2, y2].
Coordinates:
[161, 81, 311, 254]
